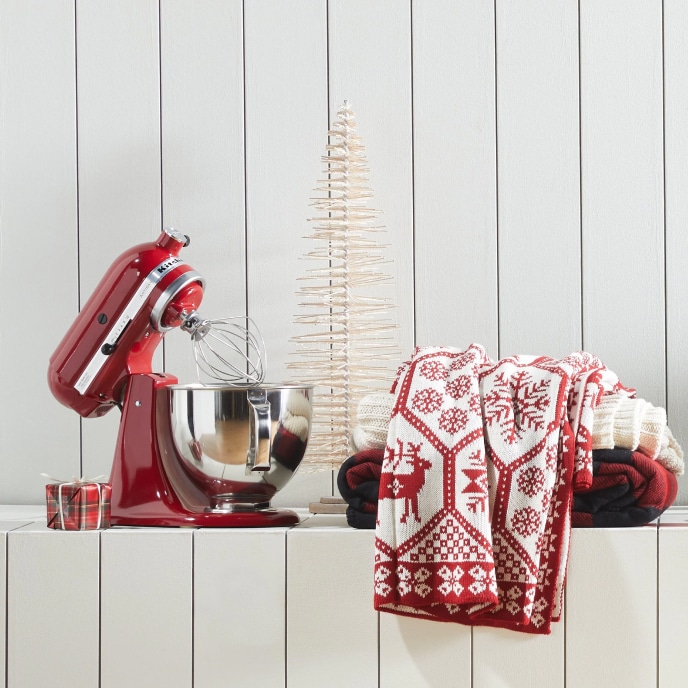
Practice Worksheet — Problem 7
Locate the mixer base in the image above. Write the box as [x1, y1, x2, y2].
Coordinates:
[110, 507, 301, 528]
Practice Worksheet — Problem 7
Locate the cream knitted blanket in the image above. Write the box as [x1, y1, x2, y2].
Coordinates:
[592, 394, 684, 475]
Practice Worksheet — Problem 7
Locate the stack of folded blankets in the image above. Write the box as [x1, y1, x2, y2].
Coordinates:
[337, 345, 683, 635]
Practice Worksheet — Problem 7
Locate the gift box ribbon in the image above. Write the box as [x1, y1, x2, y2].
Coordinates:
[41, 474, 107, 530]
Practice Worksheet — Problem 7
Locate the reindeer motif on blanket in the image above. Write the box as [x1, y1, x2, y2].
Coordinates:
[379, 439, 433, 523]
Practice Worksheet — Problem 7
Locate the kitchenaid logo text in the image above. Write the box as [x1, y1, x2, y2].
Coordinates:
[157, 257, 183, 274]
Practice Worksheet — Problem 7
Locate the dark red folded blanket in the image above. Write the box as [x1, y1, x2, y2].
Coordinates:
[572, 448, 678, 527]
[336, 449, 384, 529]
[338, 447, 677, 529]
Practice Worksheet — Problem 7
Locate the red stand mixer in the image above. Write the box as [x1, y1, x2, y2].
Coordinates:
[48, 227, 312, 527]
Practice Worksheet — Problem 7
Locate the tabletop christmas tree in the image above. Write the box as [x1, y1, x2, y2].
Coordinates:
[290, 101, 399, 472]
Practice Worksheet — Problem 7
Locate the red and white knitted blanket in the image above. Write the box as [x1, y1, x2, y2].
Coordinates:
[374, 345, 621, 634]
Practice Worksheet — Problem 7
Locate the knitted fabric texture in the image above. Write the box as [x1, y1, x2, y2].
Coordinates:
[352, 393, 395, 451]
[591, 393, 684, 475]
[374, 345, 612, 634]
[572, 448, 678, 527]
[336, 449, 384, 529]
[658, 428, 685, 476]
[339, 444, 677, 531]
[614, 397, 645, 449]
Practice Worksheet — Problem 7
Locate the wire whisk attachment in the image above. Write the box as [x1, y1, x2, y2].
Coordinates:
[181, 314, 267, 386]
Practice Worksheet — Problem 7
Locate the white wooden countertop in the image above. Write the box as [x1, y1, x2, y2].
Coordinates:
[0, 506, 686, 688]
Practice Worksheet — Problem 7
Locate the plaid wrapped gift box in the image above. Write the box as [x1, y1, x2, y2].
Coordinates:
[45, 480, 111, 530]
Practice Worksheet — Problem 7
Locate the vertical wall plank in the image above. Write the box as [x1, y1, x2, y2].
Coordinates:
[100, 529, 193, 688]
[412, 0, 497, 353]
[658, 513, 688, 687]
[497, 0, 581, 359]
[380, 614, 471, 688]
[0, 0, 79, 501]
[329, 0, 414, 358]
[0, 521, 33, 688]
[566, 528, 657, 687]
[7, 524, 100, 687]
[160, 0, 247, 384]
[0, 529, 4, 688]
[244, 0, 327, 380]
[580, 0, 665, 404]
[473, 620, 564, 688]
[194, 529, 286, 688]
[244, 0, 331, 506]
[287, 516, 377, 687]
[664, 0, 688, 505]
[76, 0, 162, 480]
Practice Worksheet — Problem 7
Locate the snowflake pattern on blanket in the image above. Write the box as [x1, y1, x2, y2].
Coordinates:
[374, 345, 613, 634]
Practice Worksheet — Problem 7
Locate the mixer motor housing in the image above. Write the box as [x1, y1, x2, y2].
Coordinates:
[48, 227, 204, 418]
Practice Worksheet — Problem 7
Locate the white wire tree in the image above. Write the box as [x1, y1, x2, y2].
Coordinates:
[289, 101, 399, 472]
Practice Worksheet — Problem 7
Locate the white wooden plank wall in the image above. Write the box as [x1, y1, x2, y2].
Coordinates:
[329, 0, 415, 360]
[1, 0, 687, 508]
[658, 509, 688, 686]
[497, 0, 581, 359]
[7, 523, 100, 687]
[194, 529, 287, 688]
[664, 1, 688, 508]
[380, 614, 471, 687]
[76, 0, 163, 482]
[566, 527, 658, 687]
[412, 0, 498, 353]
[160, 0, 247, 385]
[100, 529, 193, 688]
[0, 0, 80, 501]
[580, 0, 665, 405]
[286, 516, 378, 687]
[0, 515, 687, 687]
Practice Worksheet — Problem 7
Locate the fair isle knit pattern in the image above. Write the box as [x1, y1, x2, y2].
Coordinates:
[374, 345, 610, 634]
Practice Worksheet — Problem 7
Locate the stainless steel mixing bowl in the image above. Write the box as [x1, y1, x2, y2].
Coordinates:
[157, 383, 313, 512]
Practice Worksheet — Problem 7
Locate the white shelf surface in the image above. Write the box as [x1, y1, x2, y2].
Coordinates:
[0, 507, 685, 687]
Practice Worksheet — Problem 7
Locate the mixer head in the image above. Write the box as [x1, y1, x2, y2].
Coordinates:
[181, 314, 267, 386]
[48, 227, 267, 417]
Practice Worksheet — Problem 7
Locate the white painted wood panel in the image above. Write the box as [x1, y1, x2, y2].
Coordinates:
[244, 0, 327, 381]
[0, 0, 79, 501]
[496, 0, 581, 359]
[0, 531, 4, 686]
[244, 0, 331, 506]
[287, 515, 377, 687]
[329, 0, 414, 358]
[7, 523, 100, 687]
[412, 0, 498, 353]
[663, 0, 688, 506]
[473, 613, 564, 688]
[380, 614, 471, 688]
[566, 528, 657, 687]
[658, 513, 688, 687]
[76, 0, 162, 480]
[580, 0, 665, 405]
[100, 529, 193, 688]
[194, 528, 286, 688]
[0, 521, 32, 688]
[160, 0, 247, 384]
